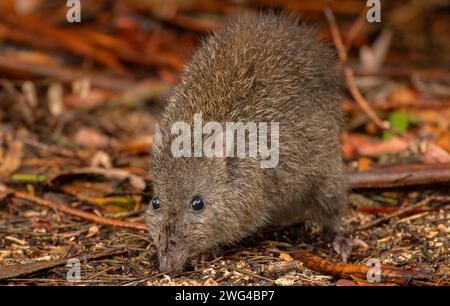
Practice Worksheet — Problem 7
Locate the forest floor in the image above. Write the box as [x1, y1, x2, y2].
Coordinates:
[0, 0, 449, 285]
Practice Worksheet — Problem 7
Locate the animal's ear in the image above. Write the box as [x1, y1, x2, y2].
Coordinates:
[203, 123, 233, 158]
[152, 123, 163, 155]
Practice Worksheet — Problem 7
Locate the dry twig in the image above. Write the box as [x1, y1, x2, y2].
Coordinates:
[323, 5, 388, 130]
[357, 195, 450, 230]
[0, 248, 128, 280]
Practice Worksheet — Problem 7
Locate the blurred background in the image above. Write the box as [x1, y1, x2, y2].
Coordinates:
[0, 0, 449, 285]
[0, 0, 449, 163]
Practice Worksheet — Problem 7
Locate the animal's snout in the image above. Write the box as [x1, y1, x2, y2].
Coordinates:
[158, 253, 185, 273]
[158, 240, 185, 272]
[159, 255, 175, 273]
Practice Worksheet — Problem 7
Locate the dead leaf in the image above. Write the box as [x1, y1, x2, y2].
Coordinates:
[47, 82, 64, 116]
[52, 167, 146, 191]
[436, 131, 450, 153]
[387, 85, 417, 103]
[74, 127, 110, 149]
[279, 252, 294, 262]
[13, 0, 44, 15]
[351, 238, 369, 251]
[90, 150, 112, 168]
[64, 89, 110, 109]
[86, 225, 100, 238]
[203, 277, 218, 286]
[336, 279, 359, 286]
[424, 142, 450, 163]
[118, 136, 153, 154]
[360, 29, 393, 73]
[437, 224, 447, 233]
[345, 134, 410, 157]
[22, 81, 38, 107]
[61, 181, 114, 198]
[266, 261, 298, 274]
[358, 157, 372, 171]
[275, 277, 295, 286]
[0, 139, 23, 178]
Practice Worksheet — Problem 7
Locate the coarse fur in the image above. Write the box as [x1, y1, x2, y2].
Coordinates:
[146, 12, 348, 272]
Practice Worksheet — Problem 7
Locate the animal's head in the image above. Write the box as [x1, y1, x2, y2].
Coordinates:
[146, 124, 243, 272]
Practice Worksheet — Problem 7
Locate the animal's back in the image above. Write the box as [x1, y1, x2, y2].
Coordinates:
[159, 12, 347, 230]
[163, 13, 342, 125]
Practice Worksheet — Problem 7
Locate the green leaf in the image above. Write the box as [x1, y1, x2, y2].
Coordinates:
[382, 131, 393, 141]
[11, 174, 47, 182]
[383, 109, 409, 140]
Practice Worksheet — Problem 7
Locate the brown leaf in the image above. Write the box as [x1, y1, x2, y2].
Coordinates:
[0, 139, 23, 178]
[90, 150, 112, 168]
[387, 85, 417, 103]
[357, 157, 372, 171]
[86, 225, 100, 238]
[436, 131, 450, 152]
[64, 89, 110, 109]
[47, 82, 64, 116]
[274, 277, 295, 286]
[266, 261, 298, 274]
[13, 0, 44, 15]
[51, 167, 146, 191]
[345, 134, 409, 157]
[279, 252, 294, 262]
[118, 136, 153, 154]
[424, 142, 450, 163]
[74, 127, 110, 149]
[360, 30, 393, 73]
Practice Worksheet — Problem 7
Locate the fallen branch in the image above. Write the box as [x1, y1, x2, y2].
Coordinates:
[357, 195, 450, 230]
[349, 163, 450, 189]
[0, 248, 128, 281]
[292, 249, 440, 285]
[324, 5, 388, 130]
[0, 184, 147, 231]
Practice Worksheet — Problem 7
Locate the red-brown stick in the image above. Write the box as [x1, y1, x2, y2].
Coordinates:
[324, 5, 388, 130]
[292, 249, 438, 285]
[349, 163, 450, 189]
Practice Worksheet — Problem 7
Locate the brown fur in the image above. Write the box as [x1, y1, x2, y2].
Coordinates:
[146, 12, 348, 272]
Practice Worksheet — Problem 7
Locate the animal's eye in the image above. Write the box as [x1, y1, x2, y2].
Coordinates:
[151, 196, 161, 210]
[190, 196, 204, 212]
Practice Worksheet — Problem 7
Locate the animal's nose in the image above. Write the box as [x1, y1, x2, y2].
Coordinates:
[159, 255, 175, 273]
